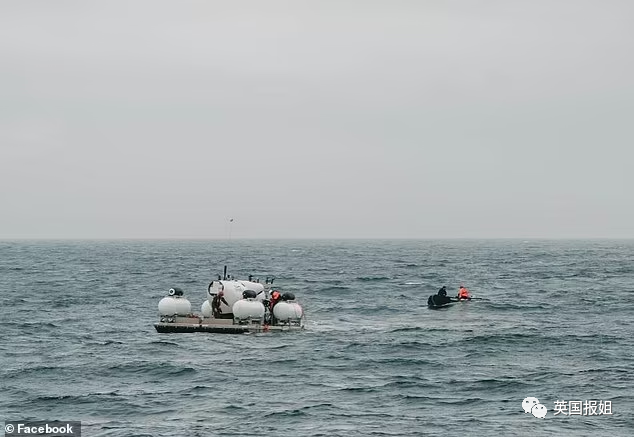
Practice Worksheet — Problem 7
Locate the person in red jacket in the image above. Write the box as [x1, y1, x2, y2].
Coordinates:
[267, 290, 282, 325]
[457, 285, 471, 300]
[270, 290, 281, 310]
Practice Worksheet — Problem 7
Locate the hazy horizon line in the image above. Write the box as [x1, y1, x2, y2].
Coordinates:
[2, 237, 633, 242]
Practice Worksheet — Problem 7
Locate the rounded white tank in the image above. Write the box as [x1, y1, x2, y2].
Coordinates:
[273, 301, 303, 321]
[201, 300, 212, 318]
[158, 296, 191, 316]
[233, 300, 265, 320]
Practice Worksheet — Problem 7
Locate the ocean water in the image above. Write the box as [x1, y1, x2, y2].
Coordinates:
[1, 239, 633, 436]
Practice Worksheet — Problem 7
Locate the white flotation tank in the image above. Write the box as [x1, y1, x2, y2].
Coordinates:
[233, 299, 265, 320]
[201, 300, 212, 318]
[208, 280, 266, 314]
[158, 296, 191, 316]
[273, 301, 304, 321]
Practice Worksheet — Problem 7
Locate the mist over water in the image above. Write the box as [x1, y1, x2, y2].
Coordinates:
[1, 239, 633, 436]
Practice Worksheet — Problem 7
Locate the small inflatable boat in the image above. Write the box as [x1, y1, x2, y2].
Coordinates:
[427, 296, 455, 310]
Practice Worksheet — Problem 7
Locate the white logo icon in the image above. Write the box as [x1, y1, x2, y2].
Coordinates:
[522, 397, 547, 418]
[522, 397, 540, 413]
[532, 403, 547, 418]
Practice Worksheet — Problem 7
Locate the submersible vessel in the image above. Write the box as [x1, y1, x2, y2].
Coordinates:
[154, 267, 305, 334]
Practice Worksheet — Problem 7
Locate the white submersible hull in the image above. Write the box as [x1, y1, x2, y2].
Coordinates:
[154, 269, 305, 334]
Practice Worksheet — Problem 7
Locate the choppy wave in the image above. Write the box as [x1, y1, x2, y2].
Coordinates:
[1, 239, 633, 436]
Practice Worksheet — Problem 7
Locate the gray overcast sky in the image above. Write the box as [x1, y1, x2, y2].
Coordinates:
[1, 0, 633, 239]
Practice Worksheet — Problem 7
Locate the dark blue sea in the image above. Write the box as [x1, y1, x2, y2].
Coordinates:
[1, 239, 633, 436]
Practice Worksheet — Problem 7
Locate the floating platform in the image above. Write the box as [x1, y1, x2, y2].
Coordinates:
[154, 316, 304, 334]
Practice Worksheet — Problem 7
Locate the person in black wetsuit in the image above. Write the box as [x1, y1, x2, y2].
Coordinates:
[428, 286, 454, 307]
[211, 290, 229, 318]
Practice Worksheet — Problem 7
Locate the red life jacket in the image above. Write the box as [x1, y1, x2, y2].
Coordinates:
[458, 287, 470, 299]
